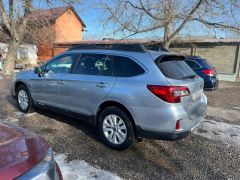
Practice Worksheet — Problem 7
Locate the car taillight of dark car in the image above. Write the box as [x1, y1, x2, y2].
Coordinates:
[201, 69, 216, 77]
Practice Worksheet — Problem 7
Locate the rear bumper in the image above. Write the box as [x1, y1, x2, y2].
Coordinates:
[132, 93, 207, 141]
[136, 127, 190, 141]
[204, 86, 218, 91]
[204, 77, 218, 90]
[136, 115, 204, 141]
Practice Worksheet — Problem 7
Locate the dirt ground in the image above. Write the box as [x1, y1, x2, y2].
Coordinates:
[0, 76, 239, 180]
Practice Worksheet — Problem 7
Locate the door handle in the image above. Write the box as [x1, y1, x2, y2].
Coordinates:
[96, 82, 108, 88]
[58, 80, 65, 84]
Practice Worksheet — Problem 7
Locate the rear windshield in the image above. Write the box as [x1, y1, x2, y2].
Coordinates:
[156, 56, 196, 80]
[185, 58, 214, 69]
[198, 59, 214, 69]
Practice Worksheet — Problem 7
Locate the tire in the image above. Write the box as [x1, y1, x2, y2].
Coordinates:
[98, 106, 136, 150]
[16, 85, 34, 113]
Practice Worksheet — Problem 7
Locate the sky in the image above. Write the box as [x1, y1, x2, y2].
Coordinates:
[30, 0, 240, 40]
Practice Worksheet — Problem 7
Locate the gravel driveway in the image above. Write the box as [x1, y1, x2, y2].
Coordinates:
[0, 75, 239, 180]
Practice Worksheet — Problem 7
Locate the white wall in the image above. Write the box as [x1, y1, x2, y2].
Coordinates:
[0, 43, 38, 66]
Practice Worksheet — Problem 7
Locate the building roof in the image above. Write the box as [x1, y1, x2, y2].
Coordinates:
[28, 6, 86, 28]
[178, 38, 240, 43]
[54, 39, 150, 45]
[54, 38, 240, 46]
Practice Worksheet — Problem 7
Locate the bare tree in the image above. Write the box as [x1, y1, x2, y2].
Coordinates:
[0, 0, 32, 75]
[102, 0, 240, 49]
[26, 17, 55, 46]
[0, 0, 79, 75]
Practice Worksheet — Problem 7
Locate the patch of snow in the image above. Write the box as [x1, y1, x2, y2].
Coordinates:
[0, 119, 17, 126]
[1, 117, 19, 125]
[54, 154, 122, 180]
[14, 111, 37, 118]
[7, 118, 19, 123]
[206, 106, 240, 123]
[24, 112, 37, 117]
[233, 106, 240, 111]
[14, 111, 25, 118]
[193, 120, 240, 147]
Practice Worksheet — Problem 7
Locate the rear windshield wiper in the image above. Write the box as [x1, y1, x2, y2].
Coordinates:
[182, 74, 197, 79]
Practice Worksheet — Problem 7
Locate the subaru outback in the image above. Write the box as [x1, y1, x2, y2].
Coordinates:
[12, 42, 207, 150]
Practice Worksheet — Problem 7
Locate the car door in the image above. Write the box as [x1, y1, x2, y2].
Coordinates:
[31, 53, 77, 108]
[60, 53, 116, 116]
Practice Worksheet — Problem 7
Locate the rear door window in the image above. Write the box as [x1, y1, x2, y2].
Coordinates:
[185, 60, 201, 69]
[156, 56, 196, 80]
[74, 54, 113, 76]
[113, 56, 145, 77]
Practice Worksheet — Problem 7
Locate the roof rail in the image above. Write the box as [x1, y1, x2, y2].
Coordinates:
[68, 43, 147, 53]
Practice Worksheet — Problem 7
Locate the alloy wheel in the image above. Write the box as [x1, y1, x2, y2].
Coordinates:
[102, 114, 127, 145]
[18, 90, 29, 110]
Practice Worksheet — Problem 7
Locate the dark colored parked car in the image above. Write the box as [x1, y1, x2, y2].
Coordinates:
[185, 56, 218, 90]
[0, 122, 62, 180]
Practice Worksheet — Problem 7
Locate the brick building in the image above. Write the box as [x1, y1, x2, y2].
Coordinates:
[28, 6, 86, 62]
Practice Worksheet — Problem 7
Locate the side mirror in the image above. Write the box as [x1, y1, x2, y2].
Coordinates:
[34, 66, 43, 75]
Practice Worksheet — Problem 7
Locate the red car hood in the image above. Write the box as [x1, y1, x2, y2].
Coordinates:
[0, 123, 49, 180]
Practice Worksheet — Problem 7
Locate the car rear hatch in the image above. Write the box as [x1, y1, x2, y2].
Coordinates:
[155, 55, 204, 115]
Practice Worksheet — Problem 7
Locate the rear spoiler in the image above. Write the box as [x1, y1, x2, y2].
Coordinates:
[155, 54, 186, 64]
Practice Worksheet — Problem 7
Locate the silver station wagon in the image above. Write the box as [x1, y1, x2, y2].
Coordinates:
[12, 42, 207, 150]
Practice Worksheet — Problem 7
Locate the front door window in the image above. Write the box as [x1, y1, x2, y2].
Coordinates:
[44, 54, 77, 74]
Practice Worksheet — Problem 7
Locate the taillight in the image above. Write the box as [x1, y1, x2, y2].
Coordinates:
[147, 85, 190, 103]
[176, 120, 181, 130]
[202, 69, 215, 77]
